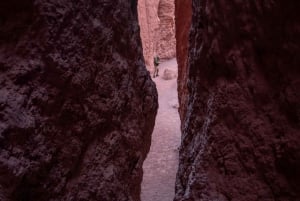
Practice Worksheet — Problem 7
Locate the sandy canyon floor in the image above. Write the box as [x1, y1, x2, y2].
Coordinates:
[141, 58, 181, 201]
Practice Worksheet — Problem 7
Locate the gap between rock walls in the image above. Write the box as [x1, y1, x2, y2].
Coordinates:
[0, 1, 299, 201]
[138, 0, 300, 201]
[137, 0, 190, 200]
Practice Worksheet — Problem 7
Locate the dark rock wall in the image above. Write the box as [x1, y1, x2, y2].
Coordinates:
[0, 1, 157, 201]
[175, 0, 191, 125]
[175, 1, 300, 201]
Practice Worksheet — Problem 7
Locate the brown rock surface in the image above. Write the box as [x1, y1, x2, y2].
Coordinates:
[175, 0, 192, 124]
[138, 0, 176, 71]
[0, 1, 157, 201]
[175, 1, 300, 201]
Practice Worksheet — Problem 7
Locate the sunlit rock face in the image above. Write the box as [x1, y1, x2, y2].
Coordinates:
[138, 0, 176, 71]
[138, 0, 160, 70]
[0, 1, 157, 201]
[175, 1, 300, 201]
[156, 0, 176, 59]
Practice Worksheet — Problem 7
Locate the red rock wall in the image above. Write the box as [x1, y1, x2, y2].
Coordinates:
[175, 0, 192, 124]
[175, 1, 300, 201]
[138, 0, 176, 71]
[156, 0, 176, 59]
[138, 0, 160, 70]
[0, 1, 157, 201]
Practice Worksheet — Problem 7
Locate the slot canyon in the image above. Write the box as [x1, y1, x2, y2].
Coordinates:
[0, 1, 299, 201]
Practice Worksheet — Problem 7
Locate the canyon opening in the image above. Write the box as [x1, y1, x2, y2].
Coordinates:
[137, 0, 181, 201]
[0, 1, 299, 201]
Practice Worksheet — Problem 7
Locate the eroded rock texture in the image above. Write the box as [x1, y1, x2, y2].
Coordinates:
[138, 0, 160, 70]
[138, 0, 176, 71]
[156, 0, 176, 59]
[0, 1, 158, 201]
[175, 0, 191, 125]
[175, 1, 300, 201]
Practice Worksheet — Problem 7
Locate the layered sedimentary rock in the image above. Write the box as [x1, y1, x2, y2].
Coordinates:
[156, 0, 176, 59]
[0, 1, 157, 201]
[175, 1, 300, 201]
[138, 0, 160, 69]
[175, 0, 192, 124]
[138, 0, 176, 71]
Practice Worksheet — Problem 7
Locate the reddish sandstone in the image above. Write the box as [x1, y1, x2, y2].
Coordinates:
[175, 1, 300, 201]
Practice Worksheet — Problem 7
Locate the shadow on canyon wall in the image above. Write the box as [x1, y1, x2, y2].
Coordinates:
[0, 1, 299, 201]
[0, 1, 157, 201]
[175, 1, 300, 201]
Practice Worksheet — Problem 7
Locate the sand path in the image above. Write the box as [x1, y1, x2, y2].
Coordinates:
[141, 58, 181, 201]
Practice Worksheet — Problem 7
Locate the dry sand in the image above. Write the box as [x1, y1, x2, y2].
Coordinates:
[141, 58, 181, 201]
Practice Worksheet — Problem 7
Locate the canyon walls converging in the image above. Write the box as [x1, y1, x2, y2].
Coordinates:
[0, 1, 157, 201]
[138, 0, 176, 71]
[175, 1, 300, 201]
[1, 1, 300, 201]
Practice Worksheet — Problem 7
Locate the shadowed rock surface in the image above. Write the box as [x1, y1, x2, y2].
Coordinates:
[0, 1, 157, 201]
[175, 0, 191, 126]
[175, 1, 300, 201]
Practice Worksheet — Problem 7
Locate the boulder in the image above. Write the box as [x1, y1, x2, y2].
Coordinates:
[162, 68, 177, 80]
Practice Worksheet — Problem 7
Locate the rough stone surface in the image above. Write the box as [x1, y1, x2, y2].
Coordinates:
[138, 0, 160, 70]
[0, 1, 158, 201]
[138, 0, 176, 71]
[175, 1, 300, 201]
[175, 0, 192, 125]
[156, 0, 176, 59]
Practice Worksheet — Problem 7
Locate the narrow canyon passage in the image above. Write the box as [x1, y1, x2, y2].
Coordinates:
[1, 1, 299, 201]
[141, 58, 181, 201]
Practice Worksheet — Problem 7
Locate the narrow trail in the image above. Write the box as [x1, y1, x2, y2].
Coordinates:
[141, 58, 181, 201]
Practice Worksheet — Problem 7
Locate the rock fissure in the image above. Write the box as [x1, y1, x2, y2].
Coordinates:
[0, 1, 300, 201]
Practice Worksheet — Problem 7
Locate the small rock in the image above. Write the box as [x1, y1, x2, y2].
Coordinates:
[162, 68, 177, 80]
[169, 99, 179, 109]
